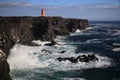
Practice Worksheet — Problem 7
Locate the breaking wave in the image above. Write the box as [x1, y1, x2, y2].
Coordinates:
[8, 39, 112, 71]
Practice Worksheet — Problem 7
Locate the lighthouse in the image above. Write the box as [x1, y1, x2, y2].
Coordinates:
[41, 8, 45, 16]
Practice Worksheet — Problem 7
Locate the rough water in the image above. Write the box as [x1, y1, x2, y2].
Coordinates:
[7, 21, 120, 80]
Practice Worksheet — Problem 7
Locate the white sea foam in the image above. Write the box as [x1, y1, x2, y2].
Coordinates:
[7, 44, 46, 69]
[51, 54, 111, 71]
[111, 30, 120, 36]
[70, 27, 94, 36]
[32, 40, 51, 46]
[86, 39, 102, 43]
[112, 42, 120, 46]
[112, 47, 120, 52]
[62, 78, 86, 80]
[8, 41, 112, 71]
[75, 29, 81, 33]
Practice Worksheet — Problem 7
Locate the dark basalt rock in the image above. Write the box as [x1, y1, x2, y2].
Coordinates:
[56, 54, 98, 63]
[59, 51, 66, 53]
[68, 57, 78, 63]
[56, 57, 78, 63]
[0, 50, 12, 80]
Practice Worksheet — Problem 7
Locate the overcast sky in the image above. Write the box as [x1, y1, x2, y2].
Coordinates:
[0, 0, 120, 21]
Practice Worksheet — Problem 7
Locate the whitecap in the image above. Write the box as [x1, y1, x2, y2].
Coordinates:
[112, 48, 120, 52]
[75, 29, 81, 33]
[111, 30, 120, 36]
[112, 42, 120, 46]
[8, 43, 112, 71]
[32, 40, 51, 46]
[8, 36, 112, 71]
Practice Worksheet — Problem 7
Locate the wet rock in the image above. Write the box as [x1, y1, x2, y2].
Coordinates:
[88, 54, 98, 61]
[57, 57, 63, 62]
[59, 51, 66, 53]
[56, 57, 78, 63]
[0, 50, 12, 80]
[68, 57, 78, 63]
[33, 53, 37, 55]
[56, 54, 98, 63]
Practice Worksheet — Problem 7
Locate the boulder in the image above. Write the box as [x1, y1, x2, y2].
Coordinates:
[0, 50, 12, 80]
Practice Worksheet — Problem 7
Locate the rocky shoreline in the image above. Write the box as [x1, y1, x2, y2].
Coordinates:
[0, 16, 88, 79]
[0, 16, 88, 56]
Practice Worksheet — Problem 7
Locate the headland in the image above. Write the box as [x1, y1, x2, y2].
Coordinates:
[0, 16, 88, 56]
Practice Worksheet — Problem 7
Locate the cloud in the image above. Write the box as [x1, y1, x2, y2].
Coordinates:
[0, 1, 120, 21]
[0, 1, 119, 10]
[0, 1, 35, 8]
[96, 3, 120, 9]
[0, 1, 62, 10]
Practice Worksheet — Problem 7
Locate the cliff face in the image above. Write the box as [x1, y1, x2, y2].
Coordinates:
[32, 17, 56, 41]
[0, 50, 12, 80]
[65, 18, 88, 32]
[0, 17, 33, 55]
[0, 16, 88, 56]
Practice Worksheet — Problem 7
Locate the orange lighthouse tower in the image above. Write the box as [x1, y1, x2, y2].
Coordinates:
[41, 8, 45, 16]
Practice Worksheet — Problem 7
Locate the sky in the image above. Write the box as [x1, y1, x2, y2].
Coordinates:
[0, 0, 120, 21]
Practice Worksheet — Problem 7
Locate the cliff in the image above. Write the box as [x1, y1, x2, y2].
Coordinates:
[0, 16, 88, 79]
[0, 16, 88, 56]
[0, 50, 11, 80]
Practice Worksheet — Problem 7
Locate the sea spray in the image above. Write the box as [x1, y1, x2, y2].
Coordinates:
[8, 42, 112, 71]
[7, 44, 47, 69]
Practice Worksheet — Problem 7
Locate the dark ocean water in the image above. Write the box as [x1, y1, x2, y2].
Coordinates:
[66, 21, 120, 80]
[8, 21, 120, 80]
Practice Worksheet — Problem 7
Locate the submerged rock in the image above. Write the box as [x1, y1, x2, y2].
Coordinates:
[0, 50, 12, 80]
[56, 54, 98, 63]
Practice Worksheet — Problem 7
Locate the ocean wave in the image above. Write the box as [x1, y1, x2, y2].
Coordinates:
[70, 27, 95, 36]
[8, 42, 112, 71]
[62, 78, 86, 80]
[112, 42, 120, 46]
[112, 47, 120, 52]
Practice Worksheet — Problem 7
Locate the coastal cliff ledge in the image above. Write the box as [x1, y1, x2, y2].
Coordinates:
[0, 16, 88, 56]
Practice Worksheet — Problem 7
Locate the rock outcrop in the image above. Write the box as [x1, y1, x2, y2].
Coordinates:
[56, 54, 98, 63]
[0, 50, 12, 80]
[0, 16, 88, 56]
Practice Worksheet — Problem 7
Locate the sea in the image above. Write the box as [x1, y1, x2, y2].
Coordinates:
[7, 21, 120, 80]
